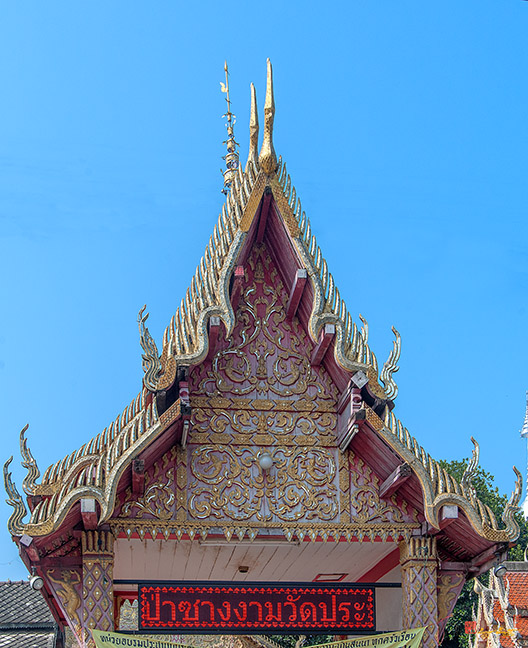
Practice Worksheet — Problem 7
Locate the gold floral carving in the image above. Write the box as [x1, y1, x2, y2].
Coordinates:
[188, 445, 338, 523]
[339, 452, 351, 524]
[189, 245, 338, 451]
[350, 454, 417, 524]
[120, 448, 176, 520]
[176, 445, 187, 522]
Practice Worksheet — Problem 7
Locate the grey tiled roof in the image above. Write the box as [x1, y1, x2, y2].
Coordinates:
[0, 631, 56, 648]
[0, 582, 57, 648]
[0, 581, 55, 627]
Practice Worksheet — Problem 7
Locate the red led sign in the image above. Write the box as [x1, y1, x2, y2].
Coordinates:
[139, 582, 375, 633]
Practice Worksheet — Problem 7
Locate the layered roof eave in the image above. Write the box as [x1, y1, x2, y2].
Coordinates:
[4, 151, 522, 546]
[3, 61, 522, 549]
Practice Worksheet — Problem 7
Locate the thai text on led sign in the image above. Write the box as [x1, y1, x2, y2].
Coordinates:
[139, 582, 375, 633]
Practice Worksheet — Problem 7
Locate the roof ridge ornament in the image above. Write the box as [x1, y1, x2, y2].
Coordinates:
[380, 326, 401, 401]
[461, 436, 480, 500]
[3, 456, 28, 536]
[259, 58, 278, 175]
[138, 305, 162, 392]
[221, 61, 240, 195]
[19, 424, 40, 496]
[245, 82, 259, 174]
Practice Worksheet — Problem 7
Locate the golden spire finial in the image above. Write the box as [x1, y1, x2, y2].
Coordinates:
[245, 82, 259, 173]
[259, 58, 277, 175]
[221, 61, 240, 195]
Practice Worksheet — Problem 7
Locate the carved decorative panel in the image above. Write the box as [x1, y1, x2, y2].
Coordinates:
[115, 447, 177, 520]
[112, 244, 421, 538]
[184, 244, 341, 524]
[46, 567, 83, 644]
[188, 444, 338, 522]
[349, 452, 419, 526]
[189, 244, 338, 449]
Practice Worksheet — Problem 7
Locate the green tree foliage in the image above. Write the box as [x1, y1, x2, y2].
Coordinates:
[438, 458, 527, 648]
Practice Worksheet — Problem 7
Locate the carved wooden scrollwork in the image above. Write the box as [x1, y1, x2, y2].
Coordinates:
[188, 445, 339, 523]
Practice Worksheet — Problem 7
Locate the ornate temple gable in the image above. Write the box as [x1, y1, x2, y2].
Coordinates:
[113, 245, 420, 532]
[4, 59, 521, 555]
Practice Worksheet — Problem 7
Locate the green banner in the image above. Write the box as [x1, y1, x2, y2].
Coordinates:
[92, 628, 426, 648]
[315, 628, 426, 648]
[92, 630, 197, 647]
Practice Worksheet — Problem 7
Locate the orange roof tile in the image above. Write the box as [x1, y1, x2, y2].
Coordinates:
[505, 572, 528, 609]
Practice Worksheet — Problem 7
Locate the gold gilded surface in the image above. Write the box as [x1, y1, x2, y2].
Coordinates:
[365, 406, 384, 432]
[239, 171, 266, 232]
[47, 568, 82, 630]
[269, 176, 300, 237]
[109, 518, 418, 543]
[258, 59, 277, 175]
[382, 408, 522, 543]
[121, 447, 177, 520]
[188, 445, 338, 523]
[437, 573, 464, 624]
[176, 446, 187, 522]
[189, 244, 338, 450]
[400, 537, 439, 648]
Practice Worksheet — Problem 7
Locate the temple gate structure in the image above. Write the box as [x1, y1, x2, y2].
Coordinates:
[4, 61, 523, 648]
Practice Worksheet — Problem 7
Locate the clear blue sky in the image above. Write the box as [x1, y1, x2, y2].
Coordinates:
[1, 1, 527, 579]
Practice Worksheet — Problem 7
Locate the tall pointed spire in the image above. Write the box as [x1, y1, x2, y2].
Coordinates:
[245, 82, 259, 173]
[220, 61, 239, 195]
[521, 391, 528, 438]
[521, 391, 528, 519]
[259, 58, 277, 175]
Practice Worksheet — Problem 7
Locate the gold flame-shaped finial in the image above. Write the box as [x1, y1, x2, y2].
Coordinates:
[246, 83, 259, 173]
[259, 58, 277, 175]
[221, 61, 239, 195]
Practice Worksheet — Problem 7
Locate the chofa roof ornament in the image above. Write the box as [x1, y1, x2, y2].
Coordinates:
[258, 58, 277, 175]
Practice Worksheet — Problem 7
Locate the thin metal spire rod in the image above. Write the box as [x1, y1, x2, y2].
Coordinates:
[220, 61, 239, 195]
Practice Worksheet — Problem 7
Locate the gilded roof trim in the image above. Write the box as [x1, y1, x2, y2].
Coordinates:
[3, 396, 178, 537]
[380, 407, 522, 543]
[5, 62, 519, 547]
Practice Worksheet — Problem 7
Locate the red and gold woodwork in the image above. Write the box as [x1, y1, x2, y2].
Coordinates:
[400, 537, 439, 648]
[81, 531, 114, 646]
[5, 63, 522, 647]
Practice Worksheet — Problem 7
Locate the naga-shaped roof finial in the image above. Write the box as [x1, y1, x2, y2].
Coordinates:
[259, 58, 277, 175]
[461, 436, 480, 500]
[19, 424, 40, 495]
[138, 305, 162, 392]
[380, 326, 401, 401]
[502, 466, 523, 538]
[221, 61, 240, 195]
[3, 456, 28, 536]
[245, 83, 259, 174]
